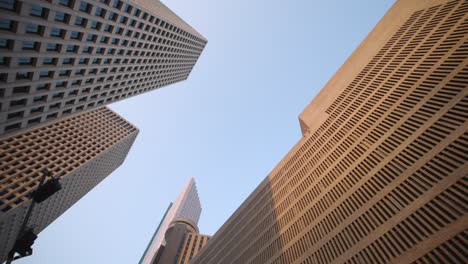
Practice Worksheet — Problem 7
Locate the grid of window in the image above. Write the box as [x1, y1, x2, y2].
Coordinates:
[177, 233, 210, 264]
[0, 0, 207, 136]
[0, 106, 138, 261]
[192, 1, 468, 263]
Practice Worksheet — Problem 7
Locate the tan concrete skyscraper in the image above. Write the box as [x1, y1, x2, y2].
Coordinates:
[0, 0, 206, 136]
[0, 107, 138, 262]
[192, 0, 468, 263]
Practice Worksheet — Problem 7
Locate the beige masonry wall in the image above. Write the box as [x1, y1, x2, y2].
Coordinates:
[192, 0, 468, 263]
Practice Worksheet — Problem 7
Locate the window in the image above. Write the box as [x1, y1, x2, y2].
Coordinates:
[52, 92, 64, 99]
[111, 38, 119, 45]
[0, 0, 16, 11]
[25, 23, 42, 34]
[55, 11, 69, 23]
[8, 111, 24, 120]
[95, 7, 104, 17]
[78, 58, 87, 65]
[96, 47, 104, 54]
[108, 12, 117, 21]
[75, 16, 86, 26]
[10, 98, 27, 107]
[28, 117, 41, 124]
[75, 69, 85, 75]
[0, 19, 13, 31]
[46, 113, 58, 119]
[92, 58, 99, 64]
[82, 45, 92, 53]
[58, 0, 71, 7]
[100, 36, 108, 43]
[22, 41, 37, 50]
[36, 83, 49, 91]
[16, 72, 32, 80]
[86, 34, 95, 42]
[70, 31, 81, 40]
[103, 24, 112, 32]
[30, 106, 44, 114]
[56, 81, 67, 88]
[79, 1, 91, 12]
[66, 44, 77, 52]
[62, 58, 73, 65]
[18, 57, 33, 65]
[30, 5, 47, 18]
[0, 38, 11, 49]
[90, 20, 100, 30]
[50, 28, 64, 37]
[0, 56, 9, 66]
[46, 43, 60, 51]
[39, 70, 51, 78]
[12, 86, 29, 94]
[112, 0, 120, 8]
[33, 95, 47, 102]
[59, 70, 70, 76]
[42, 57, 55, 65]
[123, 3, 131, 13]
[68, 89, 79, 96]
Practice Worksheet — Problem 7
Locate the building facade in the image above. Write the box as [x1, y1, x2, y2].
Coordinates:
[0, 106, 139, 262]
[176, 230, 210, 264]
[139, 178, 202, 264]
[0, 0, 207, 136]
[192, 0, 468, 263]
[152, 217, 210, 264]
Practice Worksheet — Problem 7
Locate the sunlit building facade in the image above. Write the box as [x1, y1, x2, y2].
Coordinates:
[192, 0, 468, 263]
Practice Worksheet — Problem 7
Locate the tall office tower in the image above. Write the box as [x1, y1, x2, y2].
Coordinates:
[0, 106, 138, 262]
[0, 0, 207, 136]
[140, 178, 202, 264]
[192, 0, 468, 263]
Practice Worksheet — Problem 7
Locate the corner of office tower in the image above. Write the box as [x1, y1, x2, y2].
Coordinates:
[298, 0, 416, 137]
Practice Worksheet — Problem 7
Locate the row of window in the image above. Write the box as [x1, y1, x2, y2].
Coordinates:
[3, 76, 184, 132]
[0, 55, 195, 68]
[0, 0, 205, 47]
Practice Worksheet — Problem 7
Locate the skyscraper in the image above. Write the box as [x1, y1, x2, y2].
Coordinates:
[0, 0, 207, 136]
[139, 178, 202, 264]
[192, 0, 468, 263]
[0, 106, 138, 262]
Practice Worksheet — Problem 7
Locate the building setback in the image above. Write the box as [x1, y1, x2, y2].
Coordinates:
[0, 106, 138, 262]
[0, 0, 207, 136]
[139, 178, 202, 264]
[192, 0, 468, 263]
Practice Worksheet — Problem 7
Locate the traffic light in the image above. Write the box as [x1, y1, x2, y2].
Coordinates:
[12, 230, 37, 257]
[31, 178, 62, 203]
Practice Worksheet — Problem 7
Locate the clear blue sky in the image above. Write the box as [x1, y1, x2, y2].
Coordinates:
[18, 0, 394, 263]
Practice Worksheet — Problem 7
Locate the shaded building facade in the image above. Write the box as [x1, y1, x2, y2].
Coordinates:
[139, 178, 202, 264]
[0, 106, 138, 261]
[0, 0, 206, 136]
[192, 0, 468, 263]
[153, 217, 210, 264]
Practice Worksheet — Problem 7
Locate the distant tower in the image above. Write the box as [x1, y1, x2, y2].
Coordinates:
[139, 178, 202, 264]
[0, 0, 207, 137]
[0, 107, 138, 262]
